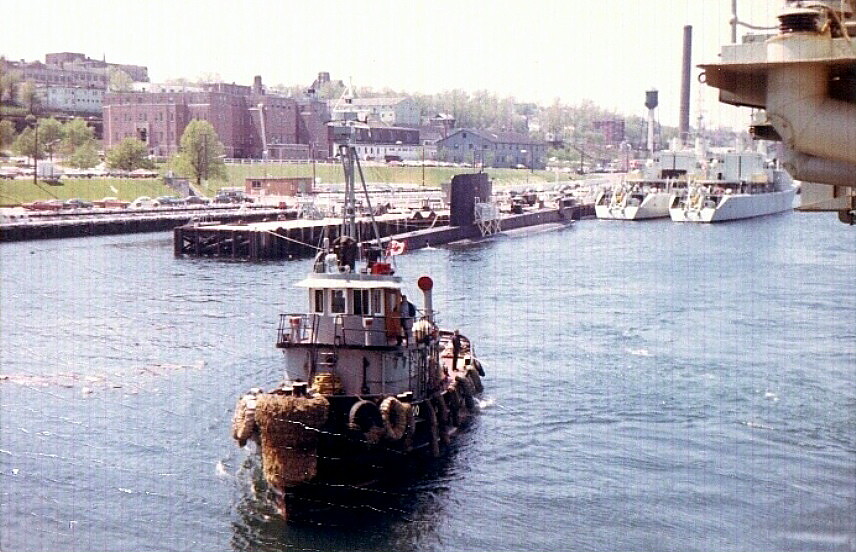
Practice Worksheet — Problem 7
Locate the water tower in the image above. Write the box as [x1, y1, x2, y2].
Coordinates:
[645, 89, 659, 153]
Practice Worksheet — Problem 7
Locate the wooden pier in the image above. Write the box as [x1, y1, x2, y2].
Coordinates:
[0, 207, 296, 242]
[173, 212, 448, 261]
[173, 204, 593, 261]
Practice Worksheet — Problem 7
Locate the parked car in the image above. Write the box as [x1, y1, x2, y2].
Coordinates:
[214, 190, 254, 204]
[184, 195, 210, 205]
[63, 198, 94, 209]
[155, 196, 184, 206]
[129, 196, 160, 209]
[93, 197, 130, 209]
[22, 199, 65, 211]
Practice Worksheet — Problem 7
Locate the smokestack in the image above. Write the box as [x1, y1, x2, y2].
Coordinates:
[679, 25, 692, 146]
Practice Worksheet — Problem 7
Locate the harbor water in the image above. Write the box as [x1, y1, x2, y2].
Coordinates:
[1, 213, 854, 551]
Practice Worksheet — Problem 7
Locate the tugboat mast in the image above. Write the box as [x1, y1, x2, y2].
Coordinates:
[338, 133, 384, 251]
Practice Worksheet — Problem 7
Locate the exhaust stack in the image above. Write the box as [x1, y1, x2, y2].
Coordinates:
[679, 25, 693, 145]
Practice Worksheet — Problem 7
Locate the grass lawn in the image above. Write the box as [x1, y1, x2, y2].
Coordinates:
[219, 162, 559, 189]
[0, 162, 566, 206]
[0, 178, 173, 205]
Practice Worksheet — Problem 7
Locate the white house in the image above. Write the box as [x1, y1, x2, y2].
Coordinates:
[330, 97, 419, 127]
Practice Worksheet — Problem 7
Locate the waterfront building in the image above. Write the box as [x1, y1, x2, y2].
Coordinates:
[436, 128, 547, 169]
[103, 76, 330, 159]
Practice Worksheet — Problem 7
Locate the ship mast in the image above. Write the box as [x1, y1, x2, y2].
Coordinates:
[338, 133, 384, 251]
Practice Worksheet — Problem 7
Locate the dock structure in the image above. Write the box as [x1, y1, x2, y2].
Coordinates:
[0, 207, 296, 242]
[173, 203, 592, 261]
[173, 212, 447, 261]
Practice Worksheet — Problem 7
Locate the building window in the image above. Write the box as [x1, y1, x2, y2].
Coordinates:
[251, 180, 261, 189]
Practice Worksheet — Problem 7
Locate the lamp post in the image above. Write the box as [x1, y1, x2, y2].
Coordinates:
[26, 114, 37, 186]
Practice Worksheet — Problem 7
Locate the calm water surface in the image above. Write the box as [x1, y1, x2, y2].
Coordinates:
[1, 213, 854, 551]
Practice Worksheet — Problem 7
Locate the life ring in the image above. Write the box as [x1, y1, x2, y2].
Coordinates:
[232, 394, 258, 447]
[348, 399, 383, 443]
[466, 367, 484, 394]
[379, 396, 408, 441]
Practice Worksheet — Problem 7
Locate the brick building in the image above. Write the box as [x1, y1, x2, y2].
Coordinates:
[593, 118, 626, 145]
[102, 76, 330, 159]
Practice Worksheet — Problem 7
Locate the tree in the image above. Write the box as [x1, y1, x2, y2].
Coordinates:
[175, 120, 226, 188]
[17, 81, 41, 113]
[106, 137, 154, 171]
[69, 142, 99, 169]
[0, 63, 22, 104]
[108, 68, 133, 92]
[37, 117, 63, 161]
[12, 127, 44, 160]
[0, 119, 15, 150]
[60, 118, 95, 156]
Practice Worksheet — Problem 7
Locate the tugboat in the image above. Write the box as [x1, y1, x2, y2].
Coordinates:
[231, 144, 485, 519]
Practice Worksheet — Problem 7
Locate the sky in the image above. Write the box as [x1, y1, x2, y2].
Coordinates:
[4, 0, 783, 129]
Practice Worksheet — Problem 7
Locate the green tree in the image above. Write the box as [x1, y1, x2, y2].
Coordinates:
[106, 137, 154, 171]
[0, 119, 15, 150]
[17, 81, 41, 113]
[37, 117, 63, 161]
[0, 62, 22, 104]
[69, 141, 99, 169]
[175, 120, 226, 188]
[108, 68, 133, 92]
[12, 127, 44, 159]
[60, 117, 95, 156]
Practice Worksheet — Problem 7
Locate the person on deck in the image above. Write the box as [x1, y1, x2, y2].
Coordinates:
[400, 295, 417, 344]
[451, 329, 462, 373]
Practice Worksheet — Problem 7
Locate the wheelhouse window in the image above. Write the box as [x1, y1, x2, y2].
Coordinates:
[331, 290, 346, 314]
[371, 290, 383, 315]
[353, 289, 368, 315]
[312, 289, 324, 313]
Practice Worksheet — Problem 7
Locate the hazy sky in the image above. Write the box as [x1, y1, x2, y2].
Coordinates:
[5, 0, 782, 129]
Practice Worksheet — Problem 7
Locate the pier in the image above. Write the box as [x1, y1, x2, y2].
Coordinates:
[172, 203, 592, 261]
[0, 206, 296, 242]
[173, 211, 447, 260]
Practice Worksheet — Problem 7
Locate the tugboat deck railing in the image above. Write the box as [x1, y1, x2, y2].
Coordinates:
[277, 313, 408, 349]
